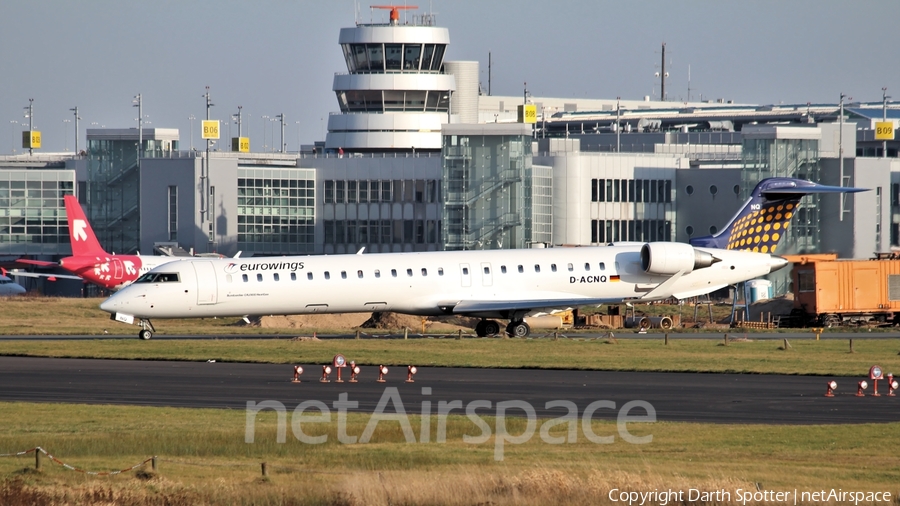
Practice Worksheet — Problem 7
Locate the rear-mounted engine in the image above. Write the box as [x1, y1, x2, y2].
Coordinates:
[640, 242, 719, 275]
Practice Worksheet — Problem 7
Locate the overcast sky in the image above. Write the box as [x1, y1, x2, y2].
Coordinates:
[2, 1, 897, 153]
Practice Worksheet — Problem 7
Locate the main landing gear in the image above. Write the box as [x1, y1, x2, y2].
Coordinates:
[138, 319, 155, 340]
[474, 319, 532, 338]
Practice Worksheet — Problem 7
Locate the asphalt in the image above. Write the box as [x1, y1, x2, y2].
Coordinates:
[0, 357, 896, 424]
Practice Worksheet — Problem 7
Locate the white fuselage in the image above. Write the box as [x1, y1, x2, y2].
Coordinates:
[100, 244, 784, 321]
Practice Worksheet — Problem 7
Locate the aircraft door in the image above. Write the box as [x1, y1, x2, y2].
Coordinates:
[192, 261, 218, 305]
[480, 262, 493, 286]
[459, 263, 471, 287]
[111, 258, 123, 280]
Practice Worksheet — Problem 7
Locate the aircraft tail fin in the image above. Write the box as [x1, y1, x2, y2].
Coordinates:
[64, 195, 108, 257]
[689, 177, 867, 253]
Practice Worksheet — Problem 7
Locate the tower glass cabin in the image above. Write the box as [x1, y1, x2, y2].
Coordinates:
[326, 8, 456, 152]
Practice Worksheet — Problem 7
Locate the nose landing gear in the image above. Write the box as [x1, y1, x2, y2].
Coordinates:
[138, 319, 155, 340]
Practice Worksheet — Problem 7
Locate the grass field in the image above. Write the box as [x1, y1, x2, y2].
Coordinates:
[1, 337, 899, 377]
[0, 402, 898, 505]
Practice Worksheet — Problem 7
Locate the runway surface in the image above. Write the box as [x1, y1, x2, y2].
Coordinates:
[0, 357, 896, 424]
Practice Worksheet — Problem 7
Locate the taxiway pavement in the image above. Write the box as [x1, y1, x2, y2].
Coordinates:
[0, 357, 896, 424]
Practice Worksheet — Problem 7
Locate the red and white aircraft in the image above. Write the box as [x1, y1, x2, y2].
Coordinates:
[15, 196, 179, 290]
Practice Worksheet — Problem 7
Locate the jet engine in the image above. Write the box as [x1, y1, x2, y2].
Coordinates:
[640, 242, 719, 275]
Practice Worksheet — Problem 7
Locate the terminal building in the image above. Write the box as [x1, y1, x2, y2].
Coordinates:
[3, 6, 900, 296]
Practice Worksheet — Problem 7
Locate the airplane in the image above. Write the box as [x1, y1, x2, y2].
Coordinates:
[15, 195, 181, 290]
[689, 177, 867, 252]
[100, 244, 786, 339]
[99, 177, 863, 340]
[0, 269, 27, 296]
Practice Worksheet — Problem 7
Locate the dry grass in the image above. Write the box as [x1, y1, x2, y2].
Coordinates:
[1, 402, 899, 505]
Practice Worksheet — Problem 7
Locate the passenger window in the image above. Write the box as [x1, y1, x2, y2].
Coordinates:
[517, 265, 524, 273]
[242, 274, 248, 282]
[584, 263, 591, 271]
[358, 270, 364, 278]
[501, 265, 507, 274]
[422, 268, 428, 276]
[325, 272, 331, 280]
[375, 270, 381, 278]
[567, 263, 574, 271]
[534, 264, 540, 273]
[290, 272, 297, 281]
[483, 266, 490, 274]
[462, 267, 469, 275]
[257, 274, 263, 282]
[307, 272, 313, 280]
[599, 262, 606, 271]
[551, 264, 557, 272]
[407, 268, 413, 277]
[341, 271, 347, 279]
[274, 273, 280, 281]
[391, 269, 398, 277]
[438, 267, 444, 276]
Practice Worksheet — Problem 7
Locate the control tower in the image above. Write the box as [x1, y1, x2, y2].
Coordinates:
[325, 5, 456, 152]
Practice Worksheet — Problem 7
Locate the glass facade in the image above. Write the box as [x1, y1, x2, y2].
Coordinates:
[741, 136, 820, 255]
[236, 168, 316, 255]
[337, 90, 450, 113]
[86, 134, 177, 254]
[342, 43, 446, 73]
[0, 170, 74, 254]
[442, 131, 550, 250]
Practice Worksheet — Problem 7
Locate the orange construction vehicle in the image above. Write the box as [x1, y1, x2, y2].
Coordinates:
[789, 254, 900, 327]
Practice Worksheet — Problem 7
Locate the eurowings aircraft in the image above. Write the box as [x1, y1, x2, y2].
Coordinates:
[16, 196, 179, 290]
[689, 177, 866, 252]
[101, 243, 787, 339]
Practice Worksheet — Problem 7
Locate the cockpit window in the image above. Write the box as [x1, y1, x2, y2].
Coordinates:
[136, 272, 180, 283]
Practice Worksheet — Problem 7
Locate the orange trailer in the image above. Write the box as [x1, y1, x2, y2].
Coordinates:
[790, 255, 900, 327]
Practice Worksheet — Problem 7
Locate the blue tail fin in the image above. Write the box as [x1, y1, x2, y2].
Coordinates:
[689, 177, 866, 253]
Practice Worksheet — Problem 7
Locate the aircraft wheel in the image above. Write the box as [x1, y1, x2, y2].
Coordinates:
[139, 329, 152, 340]
[474, 320, 487, 337]
[483, 320, 501, 337]
[506, 321, 531, 338]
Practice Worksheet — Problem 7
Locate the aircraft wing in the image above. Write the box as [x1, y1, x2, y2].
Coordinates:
[448, 297, 623, 314]
[4, 270, 82, 280]
[12, 259, 59, 267]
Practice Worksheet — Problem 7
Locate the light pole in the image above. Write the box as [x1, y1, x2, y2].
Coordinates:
[296, 121, 301, 152]
[202, 87, 214, 225]
[133, 94, 144, 164]
[63, 119, 71, 151]
[275, 113, 285, 153]
[23, 98, 34, 155]
[261, 115, 269, 151]
[189, 114, 195, 150]
[883, 87, 891, 159]
[270, 118, 277, 153]
[70, 106, 80, 153]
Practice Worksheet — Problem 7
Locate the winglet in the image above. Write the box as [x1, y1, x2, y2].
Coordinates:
[689, 177, 868, 253]
[64, 195, 108, 256]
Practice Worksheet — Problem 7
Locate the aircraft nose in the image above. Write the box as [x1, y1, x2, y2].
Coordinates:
[99, 296, 117, 313]
[769, 255, 789, 273]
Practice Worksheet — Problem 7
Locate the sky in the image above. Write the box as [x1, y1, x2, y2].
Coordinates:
[1, 0, 898, 153]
